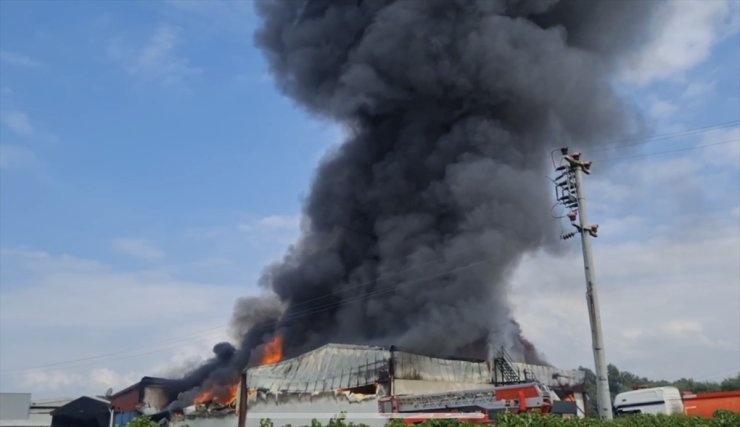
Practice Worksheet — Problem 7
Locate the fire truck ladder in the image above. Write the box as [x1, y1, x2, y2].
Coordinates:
[493, 348, 523, 385]
[387, 388, 506, 412]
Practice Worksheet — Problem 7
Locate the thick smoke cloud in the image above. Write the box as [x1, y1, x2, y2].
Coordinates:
[251, 0, 656, 358]
[170, 298, 281, 408]
[172, 0, 659, 403]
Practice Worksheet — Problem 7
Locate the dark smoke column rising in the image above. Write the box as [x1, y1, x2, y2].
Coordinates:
[242, 0, 657, 362]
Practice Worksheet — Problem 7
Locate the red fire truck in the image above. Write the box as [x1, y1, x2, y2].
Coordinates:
[378, 382, 557, 424]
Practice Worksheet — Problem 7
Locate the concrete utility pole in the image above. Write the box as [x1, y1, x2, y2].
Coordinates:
[555, 148, 613, 420]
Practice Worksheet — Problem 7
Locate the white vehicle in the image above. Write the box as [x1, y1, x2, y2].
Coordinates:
[613, 386, 684, 416]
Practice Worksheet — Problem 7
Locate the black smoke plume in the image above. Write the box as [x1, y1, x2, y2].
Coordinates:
[171, 0, 658, 404]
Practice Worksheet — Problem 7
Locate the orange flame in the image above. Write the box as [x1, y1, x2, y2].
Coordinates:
[193, 389, 214, 405]
[223, 383, 238, 405]
[261, 335, 284, 365]
[193, 383, 238, 406]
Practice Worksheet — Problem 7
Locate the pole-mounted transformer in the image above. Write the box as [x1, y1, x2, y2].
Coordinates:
[554, 147, 613, 420]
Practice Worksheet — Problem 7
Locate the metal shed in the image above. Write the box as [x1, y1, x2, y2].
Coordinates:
[50, 397, 111, 427]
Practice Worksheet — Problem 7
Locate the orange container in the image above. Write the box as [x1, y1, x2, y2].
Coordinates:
[682, 390, 740, 418]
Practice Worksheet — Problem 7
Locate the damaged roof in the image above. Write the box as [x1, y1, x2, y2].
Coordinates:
[392, 350, 490, 384]
[246, 344, 390, 393]
[512, 362, 586, 388]
[109, 376, 184, 399]
[245, 343, 586, 394]
[245, 343, 491, 393]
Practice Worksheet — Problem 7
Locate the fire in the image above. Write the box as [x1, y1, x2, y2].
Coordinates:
[223, 383, 238, 405]
[260, 334, 284, 365]
[193, 389, 214, 405]
[193, 383, 238, 406]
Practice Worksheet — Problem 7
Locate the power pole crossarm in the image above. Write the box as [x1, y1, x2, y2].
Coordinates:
[554, 149, 613, 420]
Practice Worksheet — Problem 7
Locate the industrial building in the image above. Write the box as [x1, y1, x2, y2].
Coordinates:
[0, 393, 71, 427]
[170, 343, 587, 427]
[107, 377, 181, 425]
[50, 396, 113, 427]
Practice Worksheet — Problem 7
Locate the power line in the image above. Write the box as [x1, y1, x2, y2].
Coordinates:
[7, 128, 738, 375]
[0, 327, 229, 374]
[584, 120, 740, 153]
[1, 248, 485, 373]
[591, 138, 739, 162]
[551, 149, 613, 419]
[0, 256, 495, 374]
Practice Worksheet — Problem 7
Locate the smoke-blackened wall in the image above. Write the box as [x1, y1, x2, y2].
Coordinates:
[171, 0, 659, 404]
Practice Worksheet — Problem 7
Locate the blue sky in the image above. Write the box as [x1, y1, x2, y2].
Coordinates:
[0, 0, 738, 398]
[1, 0, 340, 280]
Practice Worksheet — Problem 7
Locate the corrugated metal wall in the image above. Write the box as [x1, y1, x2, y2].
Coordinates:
[393, 351, 490, 384]
[511, 362, 585, 387]
[246, 344, 390, 393]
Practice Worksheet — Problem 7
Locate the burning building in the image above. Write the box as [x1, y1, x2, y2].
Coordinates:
[140, 0, 661, 417]
[164, 343, 586, 427]
[240, 343, 497, 426]
[107, 377, 186, 425]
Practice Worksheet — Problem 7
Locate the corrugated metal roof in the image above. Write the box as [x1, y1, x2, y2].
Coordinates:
[110, 376, 182, 399]
[246, 344, 391, 393]
[393, 351, 490, 384]
[246, 344, 491, 393]
[30, 398, 72, 408]
[245, 344, 585, 395]
[512, 363, 586, 387]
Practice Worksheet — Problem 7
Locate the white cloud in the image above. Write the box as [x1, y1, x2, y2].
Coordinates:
[238, 214, 301, 233]
[621, 0, 738, 85]
[111, 238, 166, 261]
[648, 98, 678, 119]
[0, 248, 246, 397]
[236, 215, 303, 258]
[514, 141, 740, 381]
[164, 0, 256, 36]
[681, 80, 716, 101]
[699, 126, 740, 168]
[0, 110, 59, 143]
[2, 111, 35, 137]
[0, 248, 236, 330]
[17, 368, 140, 395]
[108, 25, 201, 86]
[0, 50, 41, 67]
[21, 370, 83, 392]
[0, 144, 39, 170]
[511, 218, 740, 381]
[90, 368, 139, 391]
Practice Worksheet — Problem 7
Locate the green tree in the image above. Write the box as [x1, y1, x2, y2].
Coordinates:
[579, 365, 740, 418]
[578, 366, 598, 417]
[720, 373, 740, 391]
[671, 377, 722, 394]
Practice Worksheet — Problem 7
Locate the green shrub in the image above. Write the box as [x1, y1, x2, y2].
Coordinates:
[125, 416, 158, 427]
[388, 413, 740, 427]
[269, 412, 740, 427]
